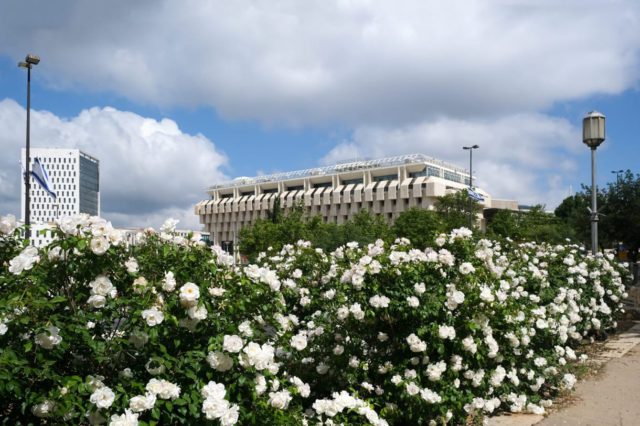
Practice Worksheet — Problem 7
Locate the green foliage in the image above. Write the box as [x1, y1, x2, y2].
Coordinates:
[392, 208, 444, 249]
[556, 171, 640, 260]
[554, 192, 595, 247]
[488, 206, 573, 244]
[601, 171, 640, 261]
[239, 208, 393, 261]
[435, 190, 481, 231]
[0, 215, 630, 425]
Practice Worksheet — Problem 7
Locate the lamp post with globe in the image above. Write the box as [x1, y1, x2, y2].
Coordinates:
[582, 111, 605, 255]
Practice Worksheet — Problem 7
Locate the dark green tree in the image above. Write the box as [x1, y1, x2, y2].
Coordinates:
[486, 209, 523, 241]
[554, 192, 591, 246]
[393, 208, 444, 249]
[601, 170, 640, 261]
[435, 190, 481, 231]
[341, 210, 393, 247]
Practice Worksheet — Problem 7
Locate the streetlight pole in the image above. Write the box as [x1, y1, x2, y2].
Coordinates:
[611, 169, 623, 184]
[18, 54, 40, 237]
[582, 111, 605, 255]
[463, 144, 479, 227]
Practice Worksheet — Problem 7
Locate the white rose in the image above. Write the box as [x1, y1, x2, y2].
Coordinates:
[129, 393, 156, 412]
[290, 334, 308, 351]
[90, 237, 110, 255]
[179, 282, 200, 307]
[0, 214, 17, 234]
[223, 335, 244, 353]
[268, 390, 292, 410]
[202, 398, 230, 420]
[124, 258, 139, 274]
[90, 386, 115, 409]
[87, 295, 107, 309]
[35, 326, 63, 349]
[162, 271, 176, 292]
[108, 409, 139, 426]
[141, 307, 164, 326]
[207, 351, 234, 372]
[89, 275, 116, 298]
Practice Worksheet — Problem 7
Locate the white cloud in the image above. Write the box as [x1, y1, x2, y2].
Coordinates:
[0, 98, 226, 228]
[0, 1, 638, 126]
[321, 113, 581, 208]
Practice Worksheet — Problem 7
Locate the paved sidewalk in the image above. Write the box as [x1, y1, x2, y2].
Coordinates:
[489, 322, 640, 426]
[537, 327, 640, 426]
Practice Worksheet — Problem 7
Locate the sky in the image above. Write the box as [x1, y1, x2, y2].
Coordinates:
[0, 0, 639, 229]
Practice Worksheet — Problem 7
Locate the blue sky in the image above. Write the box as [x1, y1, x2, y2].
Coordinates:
[0, 1, 639, 228]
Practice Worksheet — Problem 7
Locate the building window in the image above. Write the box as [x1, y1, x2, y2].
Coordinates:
[313, 182, 332, 189]
[342, 177, 363, 185]
[372, 174, 397, 182]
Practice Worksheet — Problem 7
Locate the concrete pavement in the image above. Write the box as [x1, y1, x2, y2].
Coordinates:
[488, 322, 640, 426]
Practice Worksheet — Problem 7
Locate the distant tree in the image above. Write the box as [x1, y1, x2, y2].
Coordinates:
[554, 192, 591, 246]
[393, 208, 444, 249]
[601, 171, 640, 261]
[341, 210, 393, 247]
[519, 205, 572, 243]
[238, 207, 394, 260]
[487, 206, 571, 243]
[435, 190, 481, 231]
[486, 209, 523, 241]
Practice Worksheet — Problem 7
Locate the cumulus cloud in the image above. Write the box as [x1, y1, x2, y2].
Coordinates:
[0, 98, 226, 228]
[322, 114, 581, 208]
[0, 1, 638, 126]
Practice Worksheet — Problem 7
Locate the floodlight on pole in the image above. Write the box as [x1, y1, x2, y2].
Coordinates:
[18, 53, 40, 238]
[611, 169, 623, 184]
[582, 111, 605, 255]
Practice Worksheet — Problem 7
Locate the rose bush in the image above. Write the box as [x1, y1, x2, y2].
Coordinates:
[0, 213, 629, 425]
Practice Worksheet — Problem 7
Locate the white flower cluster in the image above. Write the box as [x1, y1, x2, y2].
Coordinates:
[8, 246, 40, 275]
[35, 326, 63, 349]
[201, 381, 239, 425]
[146, 378, 181, 400]
[90, 385, 116, 409]
[312, 391, 388, 426]
[87, 275, 118, 309]
[0, 214, 17, 235]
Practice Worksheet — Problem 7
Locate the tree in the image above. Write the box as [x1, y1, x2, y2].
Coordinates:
[341, 210, 393, 247]
[554, 193, 591, 246]
[435, 190, 481, 231]
[487, 206, 571, 244]
[518, 205, 572, 243]
[486, 209, 523, 241]
[393, 208, 444, 249]
[601, 171, 640, 261]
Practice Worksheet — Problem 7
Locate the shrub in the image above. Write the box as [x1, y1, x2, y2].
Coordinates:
[0, 214, 629, 425]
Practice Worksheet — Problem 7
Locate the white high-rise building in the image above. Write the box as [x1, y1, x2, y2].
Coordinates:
[21, 148, 100, 245]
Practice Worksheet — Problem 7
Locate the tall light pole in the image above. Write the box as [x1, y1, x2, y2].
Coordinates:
[463, 144, 479, 227]
[582, 111, 605, 255]
[611, 169, 623, 184]
[18, 54, 40, 236]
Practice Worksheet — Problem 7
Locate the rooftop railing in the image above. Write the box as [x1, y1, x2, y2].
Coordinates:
[209, 153, 468, 190]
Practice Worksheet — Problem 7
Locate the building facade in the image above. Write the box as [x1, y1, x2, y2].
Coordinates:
[21, 148, 100, 246]
[195, 154, 517, 248]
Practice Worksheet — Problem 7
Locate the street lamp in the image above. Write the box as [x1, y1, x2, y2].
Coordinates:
[583, 111, 605, 255]
[463, 144, 479, 226]
[611, 169, 624, 184]
[18, 54, 40, 236]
